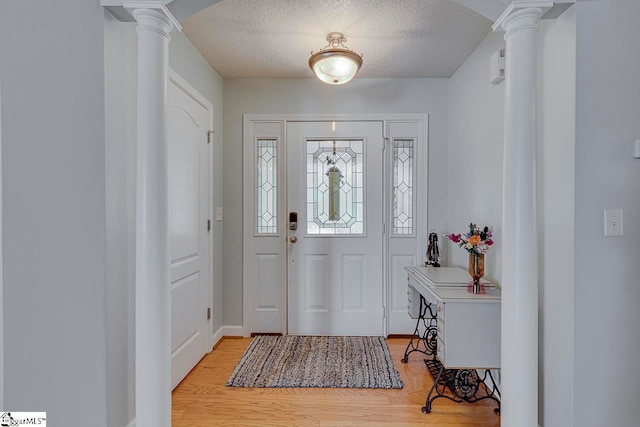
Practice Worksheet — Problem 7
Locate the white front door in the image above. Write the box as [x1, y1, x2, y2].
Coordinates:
[286, 121, 384, 336]
[168, 76, 211, 389]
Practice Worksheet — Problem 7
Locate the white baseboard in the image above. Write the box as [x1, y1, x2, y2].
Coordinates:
[222, 325, 244, 337]
[212, 326, 224, 348]
[212, 325, 245, 349]
[126, 418, 135, 427]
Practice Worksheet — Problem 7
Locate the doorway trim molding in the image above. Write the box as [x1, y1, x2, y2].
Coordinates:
[242, 113, 428, 337]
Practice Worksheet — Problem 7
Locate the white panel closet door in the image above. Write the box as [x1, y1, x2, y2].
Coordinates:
[287, 121, 384, 336]
[168, 78, 210, 389]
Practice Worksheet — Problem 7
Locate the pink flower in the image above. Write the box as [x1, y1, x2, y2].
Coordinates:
[446, 233, 462, 243]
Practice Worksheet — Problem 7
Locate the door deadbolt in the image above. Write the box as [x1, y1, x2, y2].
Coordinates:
[289, 212, 298, 230]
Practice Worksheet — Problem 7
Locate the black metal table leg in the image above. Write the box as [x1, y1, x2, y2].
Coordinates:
[485, 369, 501, 415]
[421, 363, 445, 414]
[422, 359, 501, 415]
[401, 294, 438, 363]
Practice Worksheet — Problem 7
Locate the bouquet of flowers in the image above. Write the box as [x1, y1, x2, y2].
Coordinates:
[445, 223, 494, 255]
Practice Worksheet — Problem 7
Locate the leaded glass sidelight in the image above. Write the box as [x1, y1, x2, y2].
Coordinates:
[307, 140, 364, 235]
[256, 139, 277, 234]
[392, 139, 414, 235]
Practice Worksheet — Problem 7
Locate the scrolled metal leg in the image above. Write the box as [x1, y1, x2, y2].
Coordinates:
[422, 363, 445, 414]
[484, 369, 501, 415]
[422, 361, 501, 415]
[402, 295, 438, 363]
[452, 369, 480, 400]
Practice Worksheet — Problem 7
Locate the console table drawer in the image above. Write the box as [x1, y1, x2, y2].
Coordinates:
[436, 337, 446, 363]
[436, 303, 445, 318]
[407, 283, 421, 319]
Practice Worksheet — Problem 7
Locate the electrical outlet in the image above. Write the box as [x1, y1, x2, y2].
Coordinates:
[216, 207, 223, 221]
[604, 209, 623, 237]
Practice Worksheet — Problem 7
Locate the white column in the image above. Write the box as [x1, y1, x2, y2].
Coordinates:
[492, 2, 550, 426]
[128, 5, 177, 427]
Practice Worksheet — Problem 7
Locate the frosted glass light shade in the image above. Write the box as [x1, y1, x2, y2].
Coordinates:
[309, 49, 363, 85]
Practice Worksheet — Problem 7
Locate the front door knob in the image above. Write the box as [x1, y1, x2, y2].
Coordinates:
[289, 236, 298, 243]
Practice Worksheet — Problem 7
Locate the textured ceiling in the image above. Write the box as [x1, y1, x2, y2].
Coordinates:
[182, 0, 493, 79]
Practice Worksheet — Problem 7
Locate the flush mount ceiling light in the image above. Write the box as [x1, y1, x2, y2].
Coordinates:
[309, 32, 363, 85]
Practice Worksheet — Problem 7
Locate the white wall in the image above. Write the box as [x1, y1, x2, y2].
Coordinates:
[573, 0, 640, 425]
[447, 31, 505, 283]
[0, 2, 108, 425]
[447, 10, 577, 426]
[104, 16, 225, 427]
[223, 78, 449, 326]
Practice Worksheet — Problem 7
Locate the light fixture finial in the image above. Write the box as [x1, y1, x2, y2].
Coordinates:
[309, 32, 363, 85]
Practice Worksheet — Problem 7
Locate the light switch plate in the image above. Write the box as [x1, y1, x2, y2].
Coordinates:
[604, 209, 623, 236]
[216, 207, 223, 221]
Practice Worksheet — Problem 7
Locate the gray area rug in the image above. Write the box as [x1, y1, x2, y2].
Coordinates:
[226, 335, 404, 389]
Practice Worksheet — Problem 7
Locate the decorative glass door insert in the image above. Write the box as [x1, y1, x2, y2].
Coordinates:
[256, 138, 278, 234]
[392, 139, 415, 235]
[306, 139, 364, 234]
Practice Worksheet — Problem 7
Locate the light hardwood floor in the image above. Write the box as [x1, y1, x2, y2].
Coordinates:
[172, 337, 501, 426]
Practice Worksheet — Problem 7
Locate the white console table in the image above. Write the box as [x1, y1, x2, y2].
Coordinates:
[403, 266, 501, 415]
